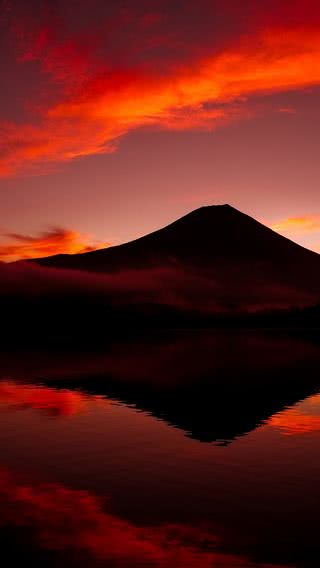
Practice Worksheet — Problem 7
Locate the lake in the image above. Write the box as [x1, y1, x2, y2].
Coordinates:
[0, 330, 319, 567]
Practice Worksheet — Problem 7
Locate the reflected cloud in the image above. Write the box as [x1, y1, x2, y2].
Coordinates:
[0, 465, 286, 567]
[0, 380, 102, 417]
[1, 331, 320, 442]
[268, 393, 320, 436]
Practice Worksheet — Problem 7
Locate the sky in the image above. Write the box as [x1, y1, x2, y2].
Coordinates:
[1, 0, 320, 260]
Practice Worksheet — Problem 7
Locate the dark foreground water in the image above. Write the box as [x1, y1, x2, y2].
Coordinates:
[0, 331, 320, 567]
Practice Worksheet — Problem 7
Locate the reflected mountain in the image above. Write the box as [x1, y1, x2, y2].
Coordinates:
[0, 332, 320, 568]
[2, 330, 320, 443]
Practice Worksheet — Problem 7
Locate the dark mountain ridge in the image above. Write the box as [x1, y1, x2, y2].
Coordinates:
[2, 204, 319, 345]
[32, 204, 320, 273]
[25, 204, 320, 312]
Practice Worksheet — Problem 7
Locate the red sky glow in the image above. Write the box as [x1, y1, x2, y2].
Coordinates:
[1, 0, 320, 256]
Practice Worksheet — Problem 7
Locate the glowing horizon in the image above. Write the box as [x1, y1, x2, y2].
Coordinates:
[1, 0, 320, 254]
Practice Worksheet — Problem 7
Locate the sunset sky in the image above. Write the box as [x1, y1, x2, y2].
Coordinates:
[1, 0, 320, 259]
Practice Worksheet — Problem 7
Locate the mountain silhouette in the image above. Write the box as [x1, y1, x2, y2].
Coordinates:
[29, 205, 320, 313]
[33, 204, 320, 272]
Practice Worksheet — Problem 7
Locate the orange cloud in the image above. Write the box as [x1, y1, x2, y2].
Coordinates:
[271, 215, 320, 234]
[1, 24, 320, 176]
[0, 227, 110, 261]
[0, 465, 284, 567]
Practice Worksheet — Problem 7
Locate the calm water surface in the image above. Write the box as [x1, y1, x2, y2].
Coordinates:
[0, 331, 319, 567]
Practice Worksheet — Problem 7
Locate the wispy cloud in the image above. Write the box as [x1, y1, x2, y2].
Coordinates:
[271, 215, 320, 234]
[1, 1, 320, 176]
[0, 227, 110, 261]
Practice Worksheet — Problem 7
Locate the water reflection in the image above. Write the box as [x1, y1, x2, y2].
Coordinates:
[0, 380, 100, 416]
[0, 463, 288, 568]
[1, 330, 320, 443]
[0, 331, 319, 567]
[268, 395, 320, 436]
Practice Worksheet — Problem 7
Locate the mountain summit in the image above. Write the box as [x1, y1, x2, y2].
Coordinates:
[33, 204, 319, 272]
[27, 204, 320, 312]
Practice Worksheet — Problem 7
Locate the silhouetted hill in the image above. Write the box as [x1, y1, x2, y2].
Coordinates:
[33, 204, 320, 272]
[29, 205, 320, 312]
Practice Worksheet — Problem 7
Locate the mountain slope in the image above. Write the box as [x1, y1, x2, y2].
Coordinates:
[33, 204, 320, 270]
[27, 204, 320, 312]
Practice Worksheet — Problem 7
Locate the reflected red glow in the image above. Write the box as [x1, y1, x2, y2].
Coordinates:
[268, 394, 320, 436]
[0, 381, 101, 417]
[0, 465, 284, 567]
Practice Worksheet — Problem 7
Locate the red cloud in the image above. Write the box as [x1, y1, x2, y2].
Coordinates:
[0, 228, 110, 261]
[1, 2, 320, 176]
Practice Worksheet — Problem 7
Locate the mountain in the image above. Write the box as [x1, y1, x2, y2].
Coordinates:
[32, 204, 320, 273]
[29, 204, 320, 312]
